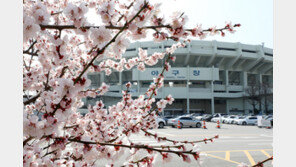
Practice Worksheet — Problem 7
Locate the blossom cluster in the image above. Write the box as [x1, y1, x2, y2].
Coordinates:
[23, 0, 240, 166]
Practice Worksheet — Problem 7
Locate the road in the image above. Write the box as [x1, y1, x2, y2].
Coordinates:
[96, 122, 273, 167]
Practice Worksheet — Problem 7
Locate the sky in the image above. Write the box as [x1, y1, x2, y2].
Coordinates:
[149, 0, 273, 48]
[87, 0, 273, 48]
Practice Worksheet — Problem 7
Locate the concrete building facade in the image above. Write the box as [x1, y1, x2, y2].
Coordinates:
[84, 40, 273, 116]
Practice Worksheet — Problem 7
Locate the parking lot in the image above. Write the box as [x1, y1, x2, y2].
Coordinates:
[128, 122, 273, 167]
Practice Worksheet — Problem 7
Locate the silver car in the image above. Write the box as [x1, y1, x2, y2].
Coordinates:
[167, 116, 202, 128]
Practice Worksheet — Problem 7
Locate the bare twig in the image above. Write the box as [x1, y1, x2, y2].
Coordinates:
[251, 156, 273, 167]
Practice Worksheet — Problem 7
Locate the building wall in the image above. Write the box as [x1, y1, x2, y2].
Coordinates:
[83, 40, 273, 115]
[228, 98, 244, 111]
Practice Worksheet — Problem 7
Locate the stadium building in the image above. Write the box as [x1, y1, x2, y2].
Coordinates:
[84, 40, 273, 116]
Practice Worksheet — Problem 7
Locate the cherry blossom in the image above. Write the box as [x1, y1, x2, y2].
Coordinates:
[112, 34, 130, 59]
[23, 15, 40, 42]
[23, 0, 241, 166]
[89, 27, 112, 49]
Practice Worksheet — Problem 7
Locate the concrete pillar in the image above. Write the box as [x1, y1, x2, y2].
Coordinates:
[240, 72, 244, 86]
[137, 81, 140, 93]
[119, 72, 122, 90]
[259, 74, 262, 84]
[243, 99, 250, 115]
[242, 72, 248, 114]
[100, 73, 105, 83]
[136, 70, 140, 93]
[187, 92, 190, 114]
[226, 99, 229, 114]
[225, 70, 229, 93]
[211, 97, 215, 115]
[243, 72, 248, 88]
[258, 74, 263, 113]
[243, 98, 246, 115]
[186, 65, 190, 114]
[211, 66, 215, 114]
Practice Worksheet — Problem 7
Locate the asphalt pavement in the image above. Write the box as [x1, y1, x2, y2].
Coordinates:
[95, 122, 273, 167]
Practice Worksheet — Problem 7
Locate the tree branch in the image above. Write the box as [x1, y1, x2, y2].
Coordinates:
[142, 129, 219, 144]
[23, 136, 33, 147]
[251, 156, 273, 167]
[49, 1, 150, 116]
[68, 138, 198, 156]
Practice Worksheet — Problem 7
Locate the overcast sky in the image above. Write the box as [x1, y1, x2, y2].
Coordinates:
[149, 0, 273, 48]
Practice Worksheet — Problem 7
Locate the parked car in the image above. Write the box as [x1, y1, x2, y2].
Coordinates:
[237, 116, 258, 125]
[221, 115, 230, 123]
[162, 116, 174, 125]
[202, 114, 213, 122]
[233, 116, 246, 124]
[157, 117, 166, 128]
[258, 115, 273, 128]
[192, 113, 204, 120]
[132, 117, 166, 128]
[211, 113, 227, 122]
[225, 115, 239, 124]
[167, 116, 202, 128]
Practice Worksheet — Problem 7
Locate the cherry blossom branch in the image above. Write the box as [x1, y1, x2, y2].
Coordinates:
[23, 71, 50, 105]
[119, 43, 186, 136]
[23, 50, 39, 57]
[128, 156, 150, 166]
[142, 129, 219, 144]
[39, 24, 240, 34]
[73, 1, 149, 85]
[67, 138, 199, 156]
[41, 142, 72, 158]
[23, 136, 33, 147]
[39, 24, 168, 31]
[121, 53, 172, 135]
[23, 1, 242, 165]
[23, 92, 41, 105]
[59, 66, 68, 78]
[49, 1, 149, 115]
[23, 40, 37, 53]
[251, 156, 273, 167]
[23, 59, 29, 71]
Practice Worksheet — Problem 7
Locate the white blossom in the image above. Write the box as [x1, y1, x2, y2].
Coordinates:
[90, 27, 112, 49]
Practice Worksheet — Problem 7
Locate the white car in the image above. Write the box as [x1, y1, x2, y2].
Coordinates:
[233, 116, 246, 124]
[221, 115, 230, 123]
[258, 115, 273, 128]
[194, 115, 203, 121]
[223, 115, 231, 124]
[224, 115, 237, 124]
[157, 117, 166, 128]
[237, 116, 258, 125]
[211, 113, 227, 122]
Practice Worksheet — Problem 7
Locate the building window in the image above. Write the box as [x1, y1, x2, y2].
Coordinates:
[214, 81, 223, 85]
[217, 47, 236, 51]
[242, 49, 257, 53]
[126, 48, 136, 51]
